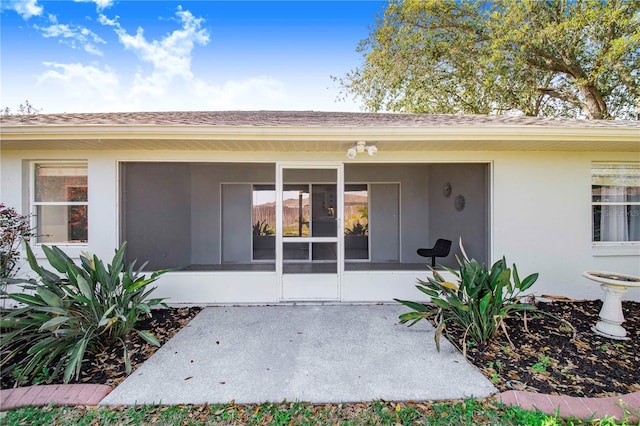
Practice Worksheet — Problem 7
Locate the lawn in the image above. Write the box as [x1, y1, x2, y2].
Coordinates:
[2, 398, 638, 425]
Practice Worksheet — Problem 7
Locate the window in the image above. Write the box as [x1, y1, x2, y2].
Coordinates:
[252, 184, 276, 260]
[344, 184, 369, 260]
[33, 162, 88, 244]
[592, 163, 640, 243]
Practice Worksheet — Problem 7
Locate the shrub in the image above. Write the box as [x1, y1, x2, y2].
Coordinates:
[253, 220, 274, 236]
[345, 221, 368, 236]
[395, 248, 538, 355]
[0, 204, 35, 280]
[0, 242, 167, 385]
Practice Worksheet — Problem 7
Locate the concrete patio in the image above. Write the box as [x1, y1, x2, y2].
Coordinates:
[100, 304, 497, 405]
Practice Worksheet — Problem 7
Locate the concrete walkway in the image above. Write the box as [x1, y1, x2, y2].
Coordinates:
[100, 304, 497, 405]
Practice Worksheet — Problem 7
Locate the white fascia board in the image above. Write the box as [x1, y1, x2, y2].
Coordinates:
[1, 124, 639, 150]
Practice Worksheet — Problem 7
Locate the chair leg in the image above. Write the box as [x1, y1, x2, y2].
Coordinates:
[431, 257, 436, 268]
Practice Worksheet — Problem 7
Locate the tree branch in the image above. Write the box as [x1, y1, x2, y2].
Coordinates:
[537, 87, 583, 109]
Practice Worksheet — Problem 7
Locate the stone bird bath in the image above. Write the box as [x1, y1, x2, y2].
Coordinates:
[583, 271, 640, 340]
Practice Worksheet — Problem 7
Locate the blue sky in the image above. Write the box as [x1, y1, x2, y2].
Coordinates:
[1, 0, 386, 113]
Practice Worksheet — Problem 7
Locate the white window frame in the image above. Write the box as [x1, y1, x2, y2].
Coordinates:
[31, 161, 89, 247]
[591, 162, 640, 256]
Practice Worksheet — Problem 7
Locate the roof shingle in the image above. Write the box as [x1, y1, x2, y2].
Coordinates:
[2, 110, 638, 128]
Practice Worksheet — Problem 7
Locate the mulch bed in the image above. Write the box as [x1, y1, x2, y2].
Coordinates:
[2, 301, 639, 398]
[441, 300, 640, 398]
[1, 307, 202, 389]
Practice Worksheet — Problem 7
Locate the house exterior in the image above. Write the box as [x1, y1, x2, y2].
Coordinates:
[1, 111, 639, 305]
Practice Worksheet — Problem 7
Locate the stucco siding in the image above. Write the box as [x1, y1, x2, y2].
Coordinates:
[1, 149, 638, 303]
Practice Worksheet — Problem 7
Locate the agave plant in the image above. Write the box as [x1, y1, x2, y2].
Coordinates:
[0, 242, 167, 385]
[253, 220, 274, 236]
[345, 221, 368, 236]
[395, 244, 538, 355]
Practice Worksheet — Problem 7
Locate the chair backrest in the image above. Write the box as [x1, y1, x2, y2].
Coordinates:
[434, 239, 452, 256]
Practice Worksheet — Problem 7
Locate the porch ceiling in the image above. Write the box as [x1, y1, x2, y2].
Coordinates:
[1, 111, 638, 152]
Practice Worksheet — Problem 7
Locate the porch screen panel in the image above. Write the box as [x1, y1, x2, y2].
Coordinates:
[120, 163, 191, 270]
[222, 184, 252, 263]
[281, 168, 338, 274]
[369, 184, 400, 262]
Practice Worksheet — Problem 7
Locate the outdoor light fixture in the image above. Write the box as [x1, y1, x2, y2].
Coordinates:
[346, 141, 377, 158]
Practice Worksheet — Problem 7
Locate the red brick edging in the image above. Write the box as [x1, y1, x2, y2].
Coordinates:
[0, 384, 112, 411]
[495, 390, 640, 422]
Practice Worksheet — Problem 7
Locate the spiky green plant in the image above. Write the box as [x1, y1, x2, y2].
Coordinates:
[0, 242, 167, 385]
[395, 248, 538, 354]
[253, 220, 274, 236]
[345, 221, 368, 236]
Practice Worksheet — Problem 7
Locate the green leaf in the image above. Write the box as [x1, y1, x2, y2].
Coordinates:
[110, 242, 127, 281]
[430, 298, 450, 310]
[24, 242, 42, 276]
[39, 316, 70, 331]
[137, 330, 160, 347]
[10, 293, 46, 306]
[39, 267, 61, 285]
[42, 245, 68, 274]
[76, 275, 93, 300]
[415, 285, 439, 299]
[64, 338, 88, 383]
[434, 321, 446, 352]
[36, 287, 62, 307]
[398, 311, 428, 325]
[479, 292, 491, 315]
[98, 305, 117, 326]
[519, 273, 539, 292]
[32, 306, 69, 315]
[123, 343, 131, 374]
[394, 299, 429, 312]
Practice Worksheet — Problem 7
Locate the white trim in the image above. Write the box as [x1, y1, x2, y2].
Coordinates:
[592, 243, 640, 256]
[29, 160, 89, 249]
[276, 162, 344, 301]
[488, 161, 495, 266]
[4, 123, 639, 145]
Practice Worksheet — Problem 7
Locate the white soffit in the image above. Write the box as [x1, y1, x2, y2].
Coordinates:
[1, 118, 639, 152]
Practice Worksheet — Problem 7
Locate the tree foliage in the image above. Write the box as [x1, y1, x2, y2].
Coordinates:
[338, 0, 640, 120]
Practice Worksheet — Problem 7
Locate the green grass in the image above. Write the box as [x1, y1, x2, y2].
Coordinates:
[1, 398, 637, 425]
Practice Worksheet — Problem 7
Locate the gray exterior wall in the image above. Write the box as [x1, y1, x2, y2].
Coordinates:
[428, 163, 489, 267]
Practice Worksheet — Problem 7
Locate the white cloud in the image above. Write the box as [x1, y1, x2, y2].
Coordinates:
[97, 13, 118, 27]
[35, 16, 106, 56]
[100, 6, 210, 97]
[73, 0, 113, 11]
[95, 7, 294, 110]
[194, 77, 289, 110]
[37, 62, 120, 103]
[24, 6, 326, 112]
[3, 0, 43, 19]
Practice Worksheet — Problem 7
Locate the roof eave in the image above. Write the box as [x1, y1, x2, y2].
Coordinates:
[1, 124, 638, 151]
